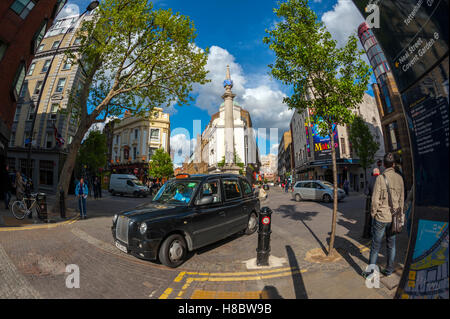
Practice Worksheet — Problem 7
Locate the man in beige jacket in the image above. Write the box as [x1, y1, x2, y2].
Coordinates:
[363, 153, 404, 277]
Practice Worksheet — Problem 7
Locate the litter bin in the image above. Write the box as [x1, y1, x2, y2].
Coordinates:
[36, 193, 47, 221]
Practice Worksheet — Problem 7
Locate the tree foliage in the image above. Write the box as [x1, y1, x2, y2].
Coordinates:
[148, 148, 174, 179]
[77, 130, 107, 175]
[348, 115, 379, 171]
[57, 0, 209, 196]
[263, 0, 371, 255]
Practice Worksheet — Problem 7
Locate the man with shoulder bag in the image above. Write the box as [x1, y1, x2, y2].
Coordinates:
[362, 153, 404, 278]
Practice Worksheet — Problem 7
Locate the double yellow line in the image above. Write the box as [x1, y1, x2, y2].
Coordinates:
[159, 266, 308, 299]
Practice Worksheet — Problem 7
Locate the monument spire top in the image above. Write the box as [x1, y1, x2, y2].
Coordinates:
[223, 65, 233, 88]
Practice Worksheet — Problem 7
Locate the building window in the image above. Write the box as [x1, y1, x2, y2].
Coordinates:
[148, 147, 157, 159]
[41, 59, 51, 73]
[150, 128, 159, 141]
[34, 81, 43, 95]
[12, 63, 26, 100]
[9, 133, 15, 147]
[39, 160, 54, 186]
[386, 121, 400, 151]
[7, 158, 16, 171]
[134, 129, 139, 140]
[19, 82, 28, 98]
[55, 78, 66, 93]
[123, 148, 129, 160]
[381, 84, 393, 114]
[32, 20, 47, 53]
[0, 40, 8, 62]
[340, 138, 346, 155]
[115, 135, 119, 144]
[62, 58, 72, 70]
[10, 0, 35, 19]
[133, 146, 137, 160]
[50, 103, 59, 120]
[14, 106, 21, 122]
[51, 40, 60, 50]
[27, 105, 35, 121]
[27, 63, 36, 76]
[46, 132, 54, 148]
[73, 37, 81, 45]
[20, 159, 34, 176]
[37, 44, 45, 52]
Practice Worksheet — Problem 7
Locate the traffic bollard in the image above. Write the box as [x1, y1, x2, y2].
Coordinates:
[256, 207, 272, 266]
[59, 189, 66, 219]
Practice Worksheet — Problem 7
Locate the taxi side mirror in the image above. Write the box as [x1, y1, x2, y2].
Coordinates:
[195, 196, 214, 206]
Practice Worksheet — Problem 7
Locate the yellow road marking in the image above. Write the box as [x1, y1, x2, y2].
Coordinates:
[172, 268, 308, 299]
[158, 288, 173, 299]
[0, 216, 79, 232]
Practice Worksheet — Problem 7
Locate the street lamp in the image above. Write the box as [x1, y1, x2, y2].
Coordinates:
[25, 1, 99, 185]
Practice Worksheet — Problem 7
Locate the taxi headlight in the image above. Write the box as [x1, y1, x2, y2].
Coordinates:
[139, 222, 147, 235]
[113, 214, 118, 224]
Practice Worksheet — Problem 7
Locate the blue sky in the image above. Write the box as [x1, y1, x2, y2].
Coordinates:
[60, 0, 373, 165]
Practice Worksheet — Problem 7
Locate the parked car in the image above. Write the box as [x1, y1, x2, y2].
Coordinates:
[109, 174, 149, 197]
[292, 180, 345, 203]
[111, 173, 260, 267]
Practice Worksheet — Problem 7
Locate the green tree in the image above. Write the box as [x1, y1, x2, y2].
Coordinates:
[148, 149, 174, 179]
[264, 0, 371, 256]
[348, 115, 379, 188]
[77, 130, 108, 176]
[57, 0, 209, 199]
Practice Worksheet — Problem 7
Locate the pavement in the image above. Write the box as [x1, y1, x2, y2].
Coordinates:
[0, 187, 410, 299]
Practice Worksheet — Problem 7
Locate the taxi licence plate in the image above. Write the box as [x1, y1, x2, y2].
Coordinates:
[115, 241, 128, 253]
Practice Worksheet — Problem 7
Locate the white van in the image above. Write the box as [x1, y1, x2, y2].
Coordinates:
[109, 174, 149, 197]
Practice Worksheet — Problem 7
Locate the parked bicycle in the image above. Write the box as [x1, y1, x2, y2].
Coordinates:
[10, 193, 40, 220]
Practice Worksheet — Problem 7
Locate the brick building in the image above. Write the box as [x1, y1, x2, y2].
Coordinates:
[0, 0, 66, 165]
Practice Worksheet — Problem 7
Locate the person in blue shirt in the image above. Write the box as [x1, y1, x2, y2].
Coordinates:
[75, 177, 89, 219]
[173, 185, 193, 203]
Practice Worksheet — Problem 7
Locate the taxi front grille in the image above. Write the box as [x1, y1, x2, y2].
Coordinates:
[116, 216, 129, 244]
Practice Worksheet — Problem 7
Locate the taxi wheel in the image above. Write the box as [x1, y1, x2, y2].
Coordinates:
[245, 212, 258, 235]
[295, 193, 302, 202]
[159, 234, 187, 268]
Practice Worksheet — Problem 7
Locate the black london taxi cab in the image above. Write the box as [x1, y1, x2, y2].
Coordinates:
[112, 173, 260, 267]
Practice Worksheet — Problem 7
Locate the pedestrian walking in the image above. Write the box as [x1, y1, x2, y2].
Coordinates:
[1, 164, 13, 209]
[75, 177, 89, 219]
[93, 176, 100, 199]
[97, 177, 102, 198]
[362, 153, 404, 278]
[343, 179, 350, 196]
[15, 171, 25, 201]
[363, 168, 380, 239]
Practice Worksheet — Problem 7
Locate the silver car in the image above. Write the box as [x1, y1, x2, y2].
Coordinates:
[292, 180, 346, 203]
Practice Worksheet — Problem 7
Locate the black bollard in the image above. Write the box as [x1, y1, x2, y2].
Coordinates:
[256, 207, 272, 266]
[59, 189, 66, 219]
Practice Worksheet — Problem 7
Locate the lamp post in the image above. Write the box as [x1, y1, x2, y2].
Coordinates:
[25, 1, 99, 187]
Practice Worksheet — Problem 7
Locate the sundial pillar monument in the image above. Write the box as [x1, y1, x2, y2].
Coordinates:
[222, 65, 236, 165]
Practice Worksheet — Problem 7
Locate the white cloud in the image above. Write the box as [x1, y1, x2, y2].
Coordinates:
[170, 133, 196, 165]
[193, 46, 293, 133]
[321, 0, 365, 48]
[270, 144, 279, 155]
[56, 4, 80, 20]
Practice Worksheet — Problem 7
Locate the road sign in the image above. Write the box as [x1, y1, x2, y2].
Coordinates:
[262, 216, 270, 225]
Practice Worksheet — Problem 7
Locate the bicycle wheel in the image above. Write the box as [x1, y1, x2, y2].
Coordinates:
[11, 201, 28, 220]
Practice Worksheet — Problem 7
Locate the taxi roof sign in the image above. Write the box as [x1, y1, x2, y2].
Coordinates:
[175, 173, 190, 179]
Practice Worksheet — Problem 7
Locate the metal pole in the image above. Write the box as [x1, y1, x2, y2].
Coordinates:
[256, 207, 272, 266]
